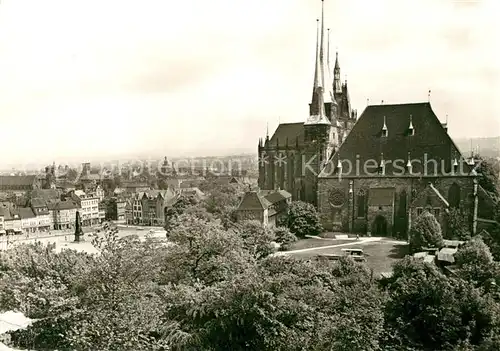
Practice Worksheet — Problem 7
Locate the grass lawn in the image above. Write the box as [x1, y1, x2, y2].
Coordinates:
[288, 238, 356, 251]
[289, 240, 409, 275]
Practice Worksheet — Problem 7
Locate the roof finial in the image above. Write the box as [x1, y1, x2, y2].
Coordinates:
[428, 89, 431, 102]
[367, 98, 370, 106]
[266, 122, 269, 139]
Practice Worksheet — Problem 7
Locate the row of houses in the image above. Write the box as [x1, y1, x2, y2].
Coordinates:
[124, 187, 206, 226]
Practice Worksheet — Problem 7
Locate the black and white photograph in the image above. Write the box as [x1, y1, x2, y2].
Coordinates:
[0, 0, 499, 350]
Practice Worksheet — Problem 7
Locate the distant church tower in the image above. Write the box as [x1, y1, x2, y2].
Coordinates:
[258, 0, 356, 205]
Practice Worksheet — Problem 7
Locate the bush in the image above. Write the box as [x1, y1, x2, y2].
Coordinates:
[445, 208, 470, 240]
[409, 210, 444, 252]
[273, 226, 297, 251]
[281, 201, 323, 238]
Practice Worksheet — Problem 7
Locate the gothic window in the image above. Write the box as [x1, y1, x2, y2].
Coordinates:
[328, 189, 346, 207]
[448, 183, 461, 208]
[398, 190, 407, 217]
[331, 208, 341, 224]
[356, 189, 366, 218]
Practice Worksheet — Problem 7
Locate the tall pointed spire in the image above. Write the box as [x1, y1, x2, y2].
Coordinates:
[319, 0, 331, 103]
[311, 18, 320, 105]
[333, 51, 341, 94]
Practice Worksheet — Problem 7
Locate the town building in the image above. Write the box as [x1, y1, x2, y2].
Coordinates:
[0, 208, 8, 235]
[69, 190, 100, 226]
[116, 199, 127, 222]
[258, 2, 356, 205]
[48, 200, 80, 230]
[235, 189, 292, 228]
[128, 189, 177, 226]
[13, 208, 38, 234]
[0, 175, 42, 195]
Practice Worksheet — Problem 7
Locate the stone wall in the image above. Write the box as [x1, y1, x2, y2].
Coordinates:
[318, 175, 476, 236]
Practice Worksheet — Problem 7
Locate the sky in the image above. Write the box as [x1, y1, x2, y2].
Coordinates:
[0, 0, 499, 166]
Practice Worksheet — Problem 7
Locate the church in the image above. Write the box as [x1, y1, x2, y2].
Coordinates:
[257, 0, 489, 238]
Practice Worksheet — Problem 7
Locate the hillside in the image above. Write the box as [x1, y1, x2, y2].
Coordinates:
[454, 136, 500, 159]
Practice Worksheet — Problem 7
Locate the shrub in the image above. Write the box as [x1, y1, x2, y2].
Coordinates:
[409, 210, 444, 252]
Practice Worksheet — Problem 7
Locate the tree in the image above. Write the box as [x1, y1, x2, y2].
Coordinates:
[280, 201, 323, 238]
[409, 210, 444, 252]
[476, 158, 499, 197]
[273, 226, 297, 251]
[445, 207, 471, 240]
[4, 224, 169, 350]
[454, 236, 500, 288]
[382, 257, 500, 350]
[235, 220, 276, 259]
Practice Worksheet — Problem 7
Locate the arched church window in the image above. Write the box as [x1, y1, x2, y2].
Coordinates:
[398, 190, 407, 217]
[448, 183, 461, 208]
[356, 189, 366, 218]
[329, 189, 346, 207]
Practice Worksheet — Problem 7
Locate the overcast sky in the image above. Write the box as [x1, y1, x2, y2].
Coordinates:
[0, 0, 498, 166]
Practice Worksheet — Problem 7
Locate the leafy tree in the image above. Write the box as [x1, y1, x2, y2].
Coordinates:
[5, 224, 169, 350]
[409, 210, 444, 252]
[476, 157, 499, 196]
[481, 225, 500, 261]
[454, 236, 500, 288]
[164, 194, 198, 233]
[445, 207, 471, 240]
[280, 201, 323, 238]
[273, 226, 298, 251]
[235, 220, 276, 259]
[382, 257, 500, 350]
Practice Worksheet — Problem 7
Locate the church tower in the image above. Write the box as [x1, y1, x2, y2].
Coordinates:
[303, 4, 332, 206]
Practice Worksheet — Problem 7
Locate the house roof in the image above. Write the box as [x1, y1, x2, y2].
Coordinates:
[30, 198, 47, 208]
[0, 175, 36, 187]
[263, 189, 292, 204]
[237, 191, 271, 211]
[31, 189, 61, 202]
[411, 183, 449, 208]
[48, 200, 80, 211]
[12, 207, 36, 219]
[320, 102, 472, 177]
[0, 207, 11, 219]
[268, 122, 305, 148]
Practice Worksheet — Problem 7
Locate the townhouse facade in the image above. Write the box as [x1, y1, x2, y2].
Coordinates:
[70, 190, 100, 226]
[127, 189, 177, 226]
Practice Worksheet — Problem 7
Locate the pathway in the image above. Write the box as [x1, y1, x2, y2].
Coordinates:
[276, 237, 382, 255]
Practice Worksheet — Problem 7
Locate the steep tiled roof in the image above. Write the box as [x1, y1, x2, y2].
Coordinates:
[237, 191, 271, 211]
[0, 175, 36, 187]
[48, 200, 80, 211]
[320, 102, 471, 177]
[263, 189, 292, 204]
[411, 183, 449, 208]
[31, 189, 61, 202]
[30, 198, 47, 208]
[268, 122, 305, 148]
[0, 207, 11, 219]
[12, 207, 36, 219]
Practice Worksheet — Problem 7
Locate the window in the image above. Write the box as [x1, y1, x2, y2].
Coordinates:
[448, 183, 461, 209]
[416, 207, 423, 217]
[433, 208, 440, 218]
[356, 189, 366, 218]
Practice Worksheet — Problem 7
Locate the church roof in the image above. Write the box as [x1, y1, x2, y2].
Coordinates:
[268, 122, 305, 148]
[320, 102, 471, 177]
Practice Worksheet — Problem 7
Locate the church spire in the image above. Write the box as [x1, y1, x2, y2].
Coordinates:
[311, 19, 320, 105]
[306, 13, 330, 126]
[333, 51, 341, 94]
[319, 0, 331, 103]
